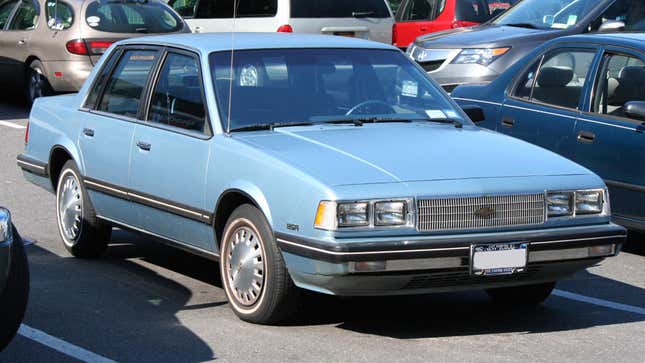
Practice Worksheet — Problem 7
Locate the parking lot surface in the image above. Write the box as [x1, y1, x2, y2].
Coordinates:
[0, 98, 644, 362]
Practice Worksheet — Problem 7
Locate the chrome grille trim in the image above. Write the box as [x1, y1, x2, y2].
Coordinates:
[416, 194, 546, 232]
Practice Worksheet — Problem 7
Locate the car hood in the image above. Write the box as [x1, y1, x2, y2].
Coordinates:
[415, 25, 560, 49]
[235, 123, 591, 187]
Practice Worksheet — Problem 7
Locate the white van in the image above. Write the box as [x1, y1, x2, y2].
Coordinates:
[169, 0, 394, 44]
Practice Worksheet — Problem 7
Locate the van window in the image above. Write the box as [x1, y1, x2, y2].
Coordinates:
[194, 0, 277, 19]
[9, 0, 39, 30]
[291, 0, 390, 18]
[46, 0, 73, 30]
[0, 0, 19, 29]
[85, 0, 182, 33]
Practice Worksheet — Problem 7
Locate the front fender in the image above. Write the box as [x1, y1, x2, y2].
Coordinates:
[216, 181, 274, 227]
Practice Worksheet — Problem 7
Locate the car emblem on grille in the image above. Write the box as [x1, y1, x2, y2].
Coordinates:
[474, 206, 496, 219]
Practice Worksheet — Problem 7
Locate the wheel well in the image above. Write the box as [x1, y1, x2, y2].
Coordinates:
[214, 191, 258, 246]
[25, 56, 39, 70]
[49, 148, 72, 190]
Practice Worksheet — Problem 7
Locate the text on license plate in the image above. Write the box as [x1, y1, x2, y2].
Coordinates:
[472, 243, 528, 276]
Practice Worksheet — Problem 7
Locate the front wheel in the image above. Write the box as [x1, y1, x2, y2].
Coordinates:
[486, 282, 556, 305]
[55, 161, 111, 258]
[220, 204, 300, 324]
[26, 60, 53, 105]
[0, 226, 29, 351]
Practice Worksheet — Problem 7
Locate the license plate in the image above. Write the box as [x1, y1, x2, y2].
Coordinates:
[333, 31, 355, 38]
[471, 242, 528, 276]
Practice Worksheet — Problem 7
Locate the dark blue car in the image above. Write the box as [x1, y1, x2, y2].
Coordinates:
[452, 33, 645, 233]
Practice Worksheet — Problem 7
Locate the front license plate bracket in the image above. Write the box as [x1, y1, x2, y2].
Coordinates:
[471, 242, 528, 276]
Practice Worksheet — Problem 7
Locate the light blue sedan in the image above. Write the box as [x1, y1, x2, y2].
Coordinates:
[17, 33, 626, 324]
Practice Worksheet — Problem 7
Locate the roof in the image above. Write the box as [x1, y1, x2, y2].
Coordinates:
[554, 32, 645, 48]
[117, 33, 397, 53]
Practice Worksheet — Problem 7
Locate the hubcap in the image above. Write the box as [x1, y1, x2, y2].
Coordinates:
[225, 225, 265, 306]
[59, 174, 83, 241]
[29, 71, 43, 101]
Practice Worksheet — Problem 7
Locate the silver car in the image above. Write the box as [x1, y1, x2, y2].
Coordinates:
[169, 0, 394, 44]
[0, 0, 190, 103]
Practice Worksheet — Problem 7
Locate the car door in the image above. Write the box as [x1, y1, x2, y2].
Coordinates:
[394, 0, 439, 48]
[0, 0, 38, 86]
[575, 49, 645, 229]
[79, 47, 161, 223]
[129, 49, 214, 251]
[498, 47, 599, 160]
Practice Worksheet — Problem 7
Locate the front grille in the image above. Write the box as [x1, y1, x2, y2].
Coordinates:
[416, 194, 546, 232]
[403, 265, 542, 289]
[419, 60, 445, 72]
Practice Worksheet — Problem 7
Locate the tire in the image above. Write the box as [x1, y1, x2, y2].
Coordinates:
[220, 204, 300, 324]
[0, 226, 30, 351]
[26, 60, 53, 105]
[486, 282, 556, 305]
[55, 160, 111, 258]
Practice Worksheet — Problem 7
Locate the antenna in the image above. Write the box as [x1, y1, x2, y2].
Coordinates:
[226, 0, 240, 135]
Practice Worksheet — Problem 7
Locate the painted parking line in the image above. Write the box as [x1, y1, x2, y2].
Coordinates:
[0, 120, 26, 129]
[18, 324, 117, 363]
[554, 289, 645, 315]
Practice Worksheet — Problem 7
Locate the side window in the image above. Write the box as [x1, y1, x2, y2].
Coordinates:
[588, 0, 645, 32]
[403, 0, 434, 21]
[592, 53, 645, 120]
[195, 0, 277, 19]
[170, 0, 197, 17]
[9, 0, 39, 30]
[98, 50, 159, 118]
[530, 50, 595, 109]
[513, 59, 540, 100]
[45, 0, 73, 30]
[84, 49, 121, 109]
[0, 0, 19, 29]
[148, 52, 207, 133]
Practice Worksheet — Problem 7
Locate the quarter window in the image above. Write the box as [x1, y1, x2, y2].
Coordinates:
[9, 0, 39, 30]
[0, 0, 19, 29]
[194, 0, 277, 19]
[148, 52, 207, 133]
[518, 50, 595, 109]
[85, 49, 121, 110]
[401, 0, 435, 21]
[592, 53, 645, 120]
[45, 0, 73, 30]
[98, 50, 159, 118]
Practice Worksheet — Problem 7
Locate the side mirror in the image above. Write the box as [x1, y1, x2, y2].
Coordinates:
[0, 207, 11, 242]
[598, 20, 625, 33]
[624, 101, 645, 121]
[543, 15, 554, 26]
[461, 105, 485, 123]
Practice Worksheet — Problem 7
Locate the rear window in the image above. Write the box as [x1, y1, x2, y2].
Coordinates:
[85, 0, 183, 33]
[455, 0, 490, 23]
[291, 0, 390, 18]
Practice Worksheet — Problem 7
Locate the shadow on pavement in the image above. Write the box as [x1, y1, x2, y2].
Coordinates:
[13, 242, 217, 362]
[0, 97, 29, 121]
[624, 231, 645, 255]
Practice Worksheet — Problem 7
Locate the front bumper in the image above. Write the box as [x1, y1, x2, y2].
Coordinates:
[277, 223, 626, 296]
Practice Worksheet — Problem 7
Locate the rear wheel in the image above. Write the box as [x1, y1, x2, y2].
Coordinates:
[55, 160, 111, 258]
[0, 226, 30, 351]
[486, 282, 556, 305]
[220, 204, 300, 324]
[26, 60, 53, 105]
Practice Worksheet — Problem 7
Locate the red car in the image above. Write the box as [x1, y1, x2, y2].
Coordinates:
[393, 0, 515, 49]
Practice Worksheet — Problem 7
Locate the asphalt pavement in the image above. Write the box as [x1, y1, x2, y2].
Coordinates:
[0, 97, 643, 362]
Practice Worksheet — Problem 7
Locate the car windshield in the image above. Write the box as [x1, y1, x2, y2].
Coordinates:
[85, 0, 183, 33]
[492, 0, 596, 30]
[209, 48, 466, 131]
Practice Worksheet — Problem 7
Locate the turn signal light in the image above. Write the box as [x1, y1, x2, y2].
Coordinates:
[24, 122, 29, 144]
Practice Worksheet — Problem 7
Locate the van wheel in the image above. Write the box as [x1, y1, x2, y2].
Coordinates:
[220, 204, 300, 324]
[55, 160, 111, 258]
[486, 282, 556, 305]
[0, 226, 30, 351]
[27, 60, 53, 105]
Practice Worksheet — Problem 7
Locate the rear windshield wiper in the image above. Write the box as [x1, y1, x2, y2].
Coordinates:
[352, 11, 375, 18]
[229, 122, 315, 132]
[504, 23, 538, 29]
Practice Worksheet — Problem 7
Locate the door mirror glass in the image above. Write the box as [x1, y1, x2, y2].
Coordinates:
[598, 20, 625, 33]
[461, 105, 485, 123]
[624, 101, 645, 122]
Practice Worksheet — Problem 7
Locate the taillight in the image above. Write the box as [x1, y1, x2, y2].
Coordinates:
[277, 24, 293, 33]
[87, 40, 114, 55]
[24, 122, 29, 144]
[392, 23, 397, 46]
[66, 39, 88, 55]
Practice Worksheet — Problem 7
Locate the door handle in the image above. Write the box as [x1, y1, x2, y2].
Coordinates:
[136, 141, 152, 151]
[82, 128, 94, 137]
[577, 130, 596, 143]
[501, 117, 515, 128]
[17, 39, 26, 45]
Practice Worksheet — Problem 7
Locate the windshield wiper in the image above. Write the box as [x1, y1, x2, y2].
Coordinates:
[352, 11, 375, 18]
[229, 122, 315, 132]
[504, 23, 538, 29]
[320, 117, 463, 128]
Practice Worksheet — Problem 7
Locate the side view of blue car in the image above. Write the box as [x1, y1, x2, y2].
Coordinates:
[452, 33, 645, 233]
[17, 33, 626, 324]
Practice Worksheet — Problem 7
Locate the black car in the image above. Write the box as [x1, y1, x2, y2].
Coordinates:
[407, 0, 644, 91]
[0, 208, 29, 350]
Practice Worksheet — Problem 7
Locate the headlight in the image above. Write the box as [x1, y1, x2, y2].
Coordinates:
[575, 190, 604, 215]
[374, 201, 407, 226]
[0, 208, 11, 242]
[314, 200, 412, 230]
[451, 47, 510, 66]
[547, 192, 573, 217]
